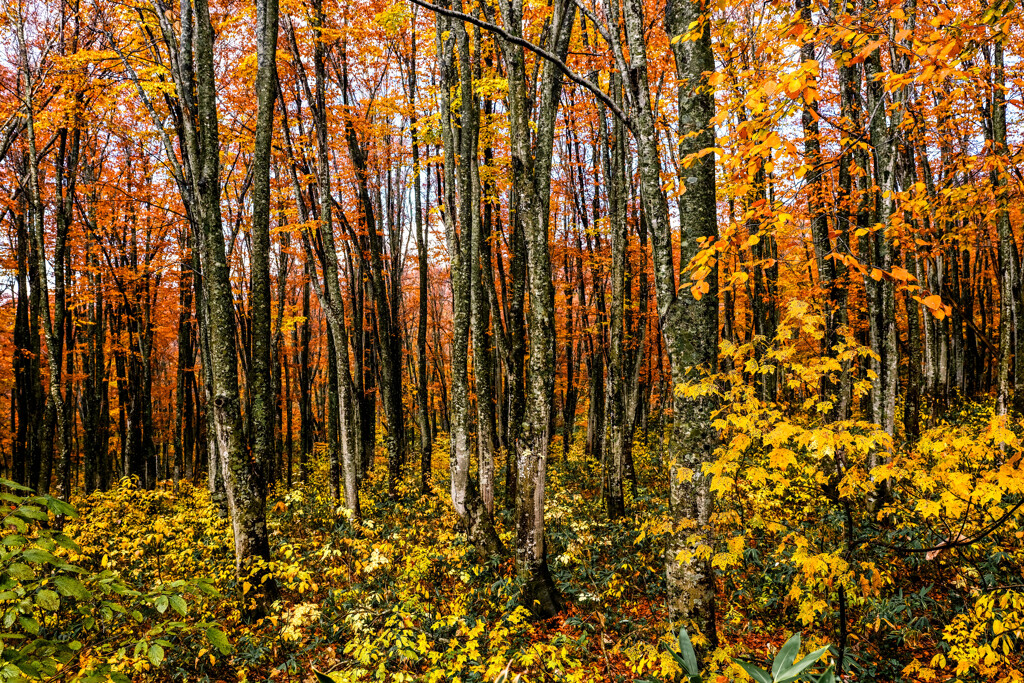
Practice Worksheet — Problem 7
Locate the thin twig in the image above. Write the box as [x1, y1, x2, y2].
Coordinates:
[409, 0, 634, 133]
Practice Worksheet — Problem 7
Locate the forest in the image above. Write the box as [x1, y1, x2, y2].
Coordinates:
[0, 0, 1022, 678]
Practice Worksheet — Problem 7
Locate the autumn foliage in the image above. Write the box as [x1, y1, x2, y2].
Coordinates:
[0, 0, 1022, 679]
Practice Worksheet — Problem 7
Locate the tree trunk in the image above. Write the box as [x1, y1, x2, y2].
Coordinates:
[600, 75, 627, 520]
[250, 0, 280, 492]
[409, 19, 433, 495]
[496, 0, 575, 618]
[993, 40, 1019, 416]
[193, 0, 274, 602]
[435, 5, 503, 553]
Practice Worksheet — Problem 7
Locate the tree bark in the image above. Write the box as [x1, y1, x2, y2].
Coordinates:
[435, 3, 504, 553]
[250, 0, 281, 491]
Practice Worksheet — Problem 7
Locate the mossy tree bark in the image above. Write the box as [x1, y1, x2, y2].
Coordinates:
[435, 2, 504, 554]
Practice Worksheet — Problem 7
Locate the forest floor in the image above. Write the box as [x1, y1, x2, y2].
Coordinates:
[38, 404, 1024, 682]
[61, 434, 771, 683]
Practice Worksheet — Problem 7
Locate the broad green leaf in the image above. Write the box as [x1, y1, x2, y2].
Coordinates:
[168, 594, 187, 616]
[19, 616, 39, 635]
[21, 548, 57, 565]
[666, 646, 691, 675]
[772, 633, 801, 679]
[16, 659, 40, 677]
[8, 563, 34, 580]
[44, 498, 78, 518]
[54, 576, 91, 600]
[814, 664, 835, 683]
[206, 626, 231, 654]
[777, 646, 830, 683]
[736, 659, 772, 683]
[0, 479, 34, 492]
[676, 627, 700, 677]
[148, 643, 165, 667]
[35, 589, 60, 611]
[154, 595, 169, 614]
[15, 506, 49, 522]
[52, 533, 81, 552]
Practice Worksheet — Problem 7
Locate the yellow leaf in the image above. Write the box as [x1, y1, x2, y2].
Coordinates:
[891, 266, 913, 281]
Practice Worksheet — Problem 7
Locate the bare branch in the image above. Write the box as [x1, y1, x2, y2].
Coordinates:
[409, 0, 634, 133]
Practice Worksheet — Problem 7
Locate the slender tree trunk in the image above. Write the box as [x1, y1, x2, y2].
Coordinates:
[303, 0, 360, 517]
[13, 207, 36, 489]
[193, 0, 274, 599]
[616, 0, 719, 644]
[600, 75, 627, 519]
[409, 19, 433, 495]
[993, 40, 1019, 416]
[471, 140, 497, 515]
[16, 15, 71, 502]
[250, 0, 280, 491]
[495, 0, 575, 618]
[435, 5, 503, 553]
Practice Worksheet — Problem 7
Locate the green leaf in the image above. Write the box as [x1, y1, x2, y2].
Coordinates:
[16, 659, 40, 677]
[814, 664, 835, 683]
[19, 616, 39, 635]
[772, 633, 801, 680]
[44, 498, 78, 518]
[206, 626, 231, 654]
[21, 548, 57, 565]
[314, 672, 336, 683]
[1, 535, 26, 548]
[676, 627, 700, 677]
[168, 595, 187, 616]
[154, 595, 169, 614]
[36, 589, 60, 611]
[15, 506, 49, 522]
[666, 646, 692, 675]
[52, 533, 81, 552]
[736, 660, 772, 683]
[8, 562, 34, 581]
[777, 646, 830, 683]
[148, 643, 165, 667]
[54, 576, 91, 600]
[0, 478, 34, 492]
